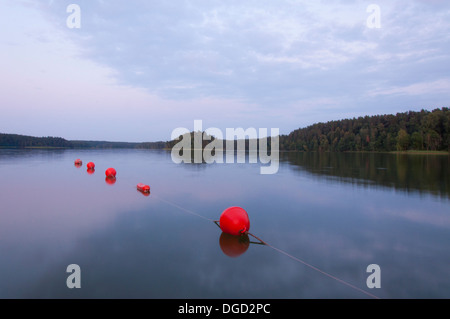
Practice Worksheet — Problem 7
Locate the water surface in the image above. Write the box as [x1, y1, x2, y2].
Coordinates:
[0, 149, 449, 298]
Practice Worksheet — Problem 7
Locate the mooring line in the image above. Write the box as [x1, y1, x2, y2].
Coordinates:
[79, 164, 380, 299]
[153, 194, 380, 299]
[266, 245, 380, 299]
[153, 194, 214, 222]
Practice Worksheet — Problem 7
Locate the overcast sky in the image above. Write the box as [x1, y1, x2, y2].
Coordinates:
[1, 0, 449, 142]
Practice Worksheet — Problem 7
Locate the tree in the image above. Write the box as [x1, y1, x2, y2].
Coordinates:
[277, 108, 449, 152]
[397, 129, 410, 151]
[410, 132, 423, 150]
[425, 130, 442, 151]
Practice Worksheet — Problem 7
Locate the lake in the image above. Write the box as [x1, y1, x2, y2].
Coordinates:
[0, 149, 449, 299]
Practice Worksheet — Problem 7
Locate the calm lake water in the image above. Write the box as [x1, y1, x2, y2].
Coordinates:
[0, 149, 449, 299]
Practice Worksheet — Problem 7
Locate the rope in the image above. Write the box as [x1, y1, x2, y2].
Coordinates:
[76, 153, 380, 298]
[265, 244, 380, 299]
[154, 194, 380, 299]
[154, 194, 214, 222]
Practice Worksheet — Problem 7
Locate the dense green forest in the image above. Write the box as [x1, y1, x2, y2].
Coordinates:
[0, 134, 168, 149]
[280, 108, 450, 152]
[0, 133, 73, 148]
[1, 108, 449, 152]
[69, 140, 167, 149]
[166, 108, 450, 153]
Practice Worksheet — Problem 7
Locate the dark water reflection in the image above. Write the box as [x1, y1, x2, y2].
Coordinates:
[0, 149, 449, 298]
[281, 152, 450, 199]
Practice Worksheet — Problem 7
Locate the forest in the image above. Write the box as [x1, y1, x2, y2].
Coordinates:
[1, 108, 449, 152]
[0, 133, 73, 148]
[0, 134, 167, 149]
[279, 108, 450, 152]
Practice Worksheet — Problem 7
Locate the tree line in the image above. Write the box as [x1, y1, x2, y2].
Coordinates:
[0, 133, 73, 148]
[2, 108, 449, 152]
[0, 134, 168, 149]
[279, 108, 450, 152]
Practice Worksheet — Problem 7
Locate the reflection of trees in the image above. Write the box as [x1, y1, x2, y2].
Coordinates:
[281, 152, 450, 198]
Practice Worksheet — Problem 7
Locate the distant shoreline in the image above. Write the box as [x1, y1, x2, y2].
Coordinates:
[1, 146, 448, 155]
[2, 107, 450, 153]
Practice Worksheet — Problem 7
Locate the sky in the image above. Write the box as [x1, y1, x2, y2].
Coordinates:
[1, 0, 450, 142]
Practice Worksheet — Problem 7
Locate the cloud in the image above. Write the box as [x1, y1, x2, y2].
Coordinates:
[1, 0, 450, 140]
[29, 2, 393, 98]
[368, 78, 450, 97]
[55, 1, 448, 103]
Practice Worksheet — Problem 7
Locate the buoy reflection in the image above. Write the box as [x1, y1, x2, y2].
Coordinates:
[105, 176, 116, 185]
[87, 168, 95, 175]
[137, 189, 151, 196]
[219, 232, 250, 258]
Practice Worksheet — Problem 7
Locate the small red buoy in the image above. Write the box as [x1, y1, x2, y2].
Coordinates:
[219, 232, 250, 257]
[87, 162, 95, 169]
[137, 183, 150, 193]
[105, 167, 116, 177]
[219, 206, 250, 236]
[105, 176, 116, 185]
[74, 159, 82, 166]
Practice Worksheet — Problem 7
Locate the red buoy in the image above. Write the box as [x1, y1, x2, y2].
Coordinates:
[219, 206, 250, 236]
[74, 159, 82, 166]
[219, 232, 250, 257]
[105, 167, 116, 177]
[87, 162, 95, 169]
[137, 183, 150, 193]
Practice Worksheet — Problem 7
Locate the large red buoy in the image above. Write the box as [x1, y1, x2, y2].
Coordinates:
[137, 183, 150, 193]
[87, 162, 95, 169]
[219, 206, 250, 236]
[105, 167, 116, 177]
[219, 232, 250, 257]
